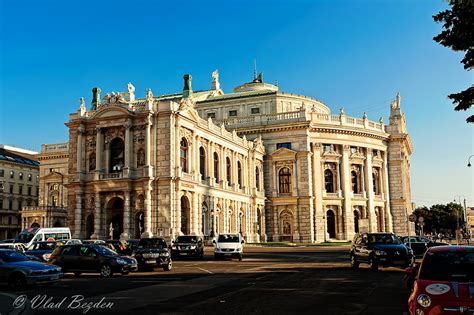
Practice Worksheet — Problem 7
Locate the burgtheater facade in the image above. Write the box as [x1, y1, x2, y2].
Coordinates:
[66, 71, 413, 243]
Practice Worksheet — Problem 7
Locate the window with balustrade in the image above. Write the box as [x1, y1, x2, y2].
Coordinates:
[279, 167, 291, 194]
[180, 138, 188, 173]
[324, 169, 335, 193]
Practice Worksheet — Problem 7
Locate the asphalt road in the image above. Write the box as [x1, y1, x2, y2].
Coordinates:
[0, 246, 410, 315]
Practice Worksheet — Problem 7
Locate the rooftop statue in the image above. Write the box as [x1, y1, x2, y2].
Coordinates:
[211, 69, 220, 90]
[146, 88, 154, 101]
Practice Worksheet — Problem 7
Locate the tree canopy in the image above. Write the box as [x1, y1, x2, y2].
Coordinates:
[413, 202, 465, 235]
[433, 0, 474, 123]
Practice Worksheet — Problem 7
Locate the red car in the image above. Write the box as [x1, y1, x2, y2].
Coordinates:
[406, 245, 474, 315]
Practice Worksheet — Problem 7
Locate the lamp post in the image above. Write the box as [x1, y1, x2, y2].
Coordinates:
[468, 155, 474, 167]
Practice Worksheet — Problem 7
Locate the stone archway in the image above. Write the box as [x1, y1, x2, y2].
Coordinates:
[85, 214, 94, 239]
[326, 210, 336, 239]
[279, 210, 293, 242]
[107, 197, 124, 239]
[180, 196, 190, 235]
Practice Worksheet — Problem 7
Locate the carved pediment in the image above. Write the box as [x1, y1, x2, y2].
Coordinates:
[270, 147, 297, 160]
[90, 106, 131, 120]
[43, 171, 63, 181]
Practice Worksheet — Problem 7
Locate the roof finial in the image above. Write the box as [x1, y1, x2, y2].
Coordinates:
[253, 59, 257, 80]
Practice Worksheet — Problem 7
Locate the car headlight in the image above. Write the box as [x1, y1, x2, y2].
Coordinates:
[190, 245, 196, 250]
[416, 294, 431, 308]
[43, 253, 51, 261]
[236, 248, 242, 252]
[116, 258, 128, 265]
[160, 252, 170, 257]
[375, 250, 387, 256]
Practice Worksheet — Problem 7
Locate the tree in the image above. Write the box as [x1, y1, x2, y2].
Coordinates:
[433, 0, 474, 123]
[413, 202, 464, 235]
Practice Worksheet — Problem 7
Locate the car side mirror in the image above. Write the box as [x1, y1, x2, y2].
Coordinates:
[241, 240, 245, 244]
[212, 240, 216, 244]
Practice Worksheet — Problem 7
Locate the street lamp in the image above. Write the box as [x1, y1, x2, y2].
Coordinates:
[468, 155, 474, 167]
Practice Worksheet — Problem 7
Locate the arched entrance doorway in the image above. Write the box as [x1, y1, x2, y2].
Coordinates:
[85, 214, 94, 239]
[353, 210, 360, 234]
[135, 211, 144, 239]
[326, 210, 336, 239]
[180, 196, 190, 235]
[107, 197, 124, 239]
[31, 222, 40, 229]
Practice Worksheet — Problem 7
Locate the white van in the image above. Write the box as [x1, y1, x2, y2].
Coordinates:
[213, 233, 245, 261]
[15, 227, 71, 249]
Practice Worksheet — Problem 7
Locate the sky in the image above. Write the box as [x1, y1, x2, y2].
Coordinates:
[0, 0, 472, 207]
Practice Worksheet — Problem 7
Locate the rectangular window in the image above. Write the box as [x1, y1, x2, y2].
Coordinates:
[28, 174, 32, 181]
[9, 200, 12, 210]
[28, 187, 32, 196]
[207, 112, 216, 119]
[228, 110, 237, 117]
[10, 171, 14, 179]
[0, 199, 3, 209]
[9, 185, 14, 194]
[19, 172, 23, 180]
[0, 169, 4, 177]
[19, 186, 23, 195]
[251, 108, 260, 114]
[277, 142, 292, 150]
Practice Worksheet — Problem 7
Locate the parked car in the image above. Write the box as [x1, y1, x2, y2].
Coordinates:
[0, 243, 27, 253]
[64, 239, 82, 245]
[406, 246, 474, 315]
[171, 235, 204, 259]
[14, 227, 71, 249]
[81, 240, 106, 245]
[0, 249, 63, 290]
[132, 238, 172, 271]
[25, 241, 58, 262]
[49, 244, 137, 278]
[350, 232, 414, 270]
[400, 236, 449, 256]
[213, 234, 244, 261]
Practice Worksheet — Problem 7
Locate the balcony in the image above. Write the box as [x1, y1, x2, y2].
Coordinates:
[100, 172, 123, 180]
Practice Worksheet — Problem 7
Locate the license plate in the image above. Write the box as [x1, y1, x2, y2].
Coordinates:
[145, 260, 155, 264]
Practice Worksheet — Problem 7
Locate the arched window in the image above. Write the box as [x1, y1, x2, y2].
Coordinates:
[279, 167, 291, 193]
[324, 169, 334, 193]
[89, 153, 96, 171]
[181, 196, 190, 235]
[372, 169, 379, 195]
[237, 161, 242, 187]
[199, 147, 206, 180]
[180, 138, 188, 173]
[214, 152, 219, 183]
[110, 138, 124, 172]
[255, 166, 260, 191]
[351, 170, 359, 193]
[226, 157, 231, 184]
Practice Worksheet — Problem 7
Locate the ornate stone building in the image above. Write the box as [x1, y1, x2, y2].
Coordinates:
[0, 145, 39, 239]
[20, 143, 69, 230]
[66, 76, 265, 242]
[63, 69, 413, 243]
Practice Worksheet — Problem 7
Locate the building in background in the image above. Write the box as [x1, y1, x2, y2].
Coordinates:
[20, 143, 69, 230]
[467, 207, 474, 238]
[0, 145, 39, 239]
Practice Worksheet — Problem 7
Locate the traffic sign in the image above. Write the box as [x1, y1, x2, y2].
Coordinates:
[418, 216, 424, 223]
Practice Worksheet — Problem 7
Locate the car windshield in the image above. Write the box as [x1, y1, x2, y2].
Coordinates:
[31, 242, 55, 250]
[94, 245, 118, 256]
[138, 239, 166, 249]
[15, 231, 36, 243]
[419, 251, 474, 282]
[0, 250, 29, 262]
[368, 234, 401, 245]
[176, 236, 198, 243]
[217, 235, 240, 243]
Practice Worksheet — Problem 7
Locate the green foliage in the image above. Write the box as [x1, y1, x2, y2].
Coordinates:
[433, 0, 474, 123]
[413, 202, 465, 234]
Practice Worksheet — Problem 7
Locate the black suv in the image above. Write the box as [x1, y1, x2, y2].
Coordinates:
[49, 244, 137, 277]
[171, 235, 204, 259]
[350, 232, 414, 270]
[132, 238, 172, 271]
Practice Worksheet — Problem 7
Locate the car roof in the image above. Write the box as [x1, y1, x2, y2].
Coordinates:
[427, 245, 474, 253]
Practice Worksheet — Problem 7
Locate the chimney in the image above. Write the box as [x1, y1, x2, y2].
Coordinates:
[183, 74, 193, 98]
[91, 87, 101, 110]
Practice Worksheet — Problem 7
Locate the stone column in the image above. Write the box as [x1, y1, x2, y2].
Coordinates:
[142, 185, 153, 238]
[74, 192, 83, 238]
[312, 143, 325, 241]
[145, 115, 152, 177]
[208, 142, 214, 184]
[77, 125, 85, 174]
[123, 120, 132, 178]
[272, 161, 277, 196]
[91, 193, 102, 239]
[383, 152, 393, 232]
[341, 145, 354, 240]
[121, 191, 131, 240]
[95, 127, 103, 180]
[365, 149, 376, 232]
[292, 159, 298, 196]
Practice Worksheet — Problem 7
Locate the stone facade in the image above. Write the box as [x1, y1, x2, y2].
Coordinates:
[0, 145, 39, 239]
[20, 143, 69, 230]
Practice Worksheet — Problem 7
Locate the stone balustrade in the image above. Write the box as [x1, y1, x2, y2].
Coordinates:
[41, 143, 69, 153]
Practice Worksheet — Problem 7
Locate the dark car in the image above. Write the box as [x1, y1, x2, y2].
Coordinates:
[132, 238, 172, 271]
[350, 232, 414, 270]
[49, 244, 137, 278]
[171, 235, 204, 259]
[25, 241, 58, 262]
[406, 246, 474, 314]
[0, 249, 63, 290]
[400, 236, 449, 256]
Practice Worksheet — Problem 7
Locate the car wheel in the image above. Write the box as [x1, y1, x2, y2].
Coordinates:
[100, 264, 113, 278]
[350, 254, 359, 269]
[163, 261, 172, 271]
[8, 273, 26, 290]
[369, 257, 378, 271]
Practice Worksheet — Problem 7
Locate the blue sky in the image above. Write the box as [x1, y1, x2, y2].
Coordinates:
[0, 0, 472, 207]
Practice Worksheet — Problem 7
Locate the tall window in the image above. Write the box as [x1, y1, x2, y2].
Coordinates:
[9, 184, 13, 194]
[213, 152, 219, 183]
[19, 172, 23, 180]
[237, 161, 242, 187]
[28, 174, 32, 181]
[0, 199, 3, 209]
[28, 187, 32, 196]
[372, 171, 379, 195]
[277, 142, 292, 150]
[324, 169, 335, 193]
[10, 171, 14, 179]
[110, 138, 125, 172]
[180, 138, 188, 173]
[279, 167, 291, 193]
[255, 167, 260, 191]
[89, 153, 96, 171]
[19, 186, 23, 195]
[0, 169, 4, 177]
[226, 157, 231, 184]
[137, 149, 145, 167]
[199, 147, 206, 180]
[351, 171, 359, 193]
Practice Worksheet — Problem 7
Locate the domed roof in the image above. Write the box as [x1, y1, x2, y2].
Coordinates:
[233, 73, 278, 93]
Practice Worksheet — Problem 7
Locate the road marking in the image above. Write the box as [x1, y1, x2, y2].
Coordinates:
[197, 267, 214, 274]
